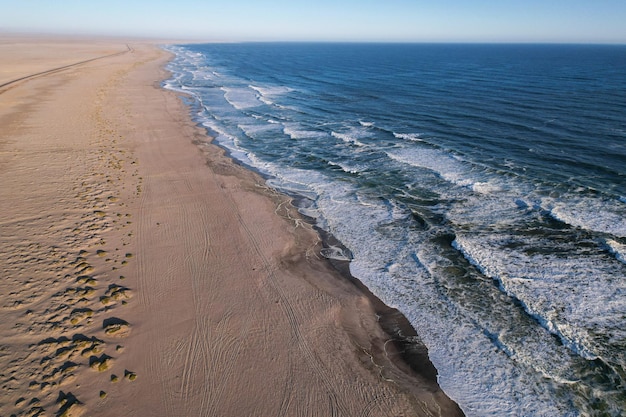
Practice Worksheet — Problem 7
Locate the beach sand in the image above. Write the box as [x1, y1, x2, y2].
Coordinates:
[0, 37, 463, 417]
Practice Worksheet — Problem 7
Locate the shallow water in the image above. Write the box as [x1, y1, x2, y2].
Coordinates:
[164, 43, 626, 416]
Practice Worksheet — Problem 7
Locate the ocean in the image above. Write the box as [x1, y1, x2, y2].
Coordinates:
[163, 43, 626, 416]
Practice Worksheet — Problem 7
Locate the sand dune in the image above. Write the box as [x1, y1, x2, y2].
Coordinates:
[0, 38, 462, 417]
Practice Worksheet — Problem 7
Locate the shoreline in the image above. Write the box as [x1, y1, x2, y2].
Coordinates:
[314, 227, 441, 383]
[183, 99, 445, 391]
[186, 120, 443, 385]
[0, 38, 463, 416]
[162, 46, 462, 413]
[165, 68, 444, 388]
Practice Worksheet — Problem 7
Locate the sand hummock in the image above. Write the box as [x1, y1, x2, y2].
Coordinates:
[0, 36, 463, 417]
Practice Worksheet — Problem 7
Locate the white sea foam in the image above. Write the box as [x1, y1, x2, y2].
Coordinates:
[393, 132, 425, 142]
[471, 181, 503, 194]
[283, 124, 326, 140]
[331, 129, 368, 147]
[202, 121, 254, 163]
[386, 147, 477, 189]
[452, 233, 625, 362]
[320, 245, 353, 261]
[249, 84, 293, 97]
[316, 191, 574, 416]
[544, 197, 626, 238]
[191, 68, 219, 83]
[327, 161, 361, 174]
[162, 82, 187, 95]
[237, 123, 280, 138]
[265, 170, 325, 202]
[387, 146, 515, 197]
[221, 86, 262, 110]
[605, 239, 626, 264]
[248, 85, 293, 106]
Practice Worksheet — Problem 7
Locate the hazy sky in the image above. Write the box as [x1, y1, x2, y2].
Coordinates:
[1, 0, 626, 43]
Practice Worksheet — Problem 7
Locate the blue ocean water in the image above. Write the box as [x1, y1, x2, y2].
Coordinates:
[163, 43, 626, 416]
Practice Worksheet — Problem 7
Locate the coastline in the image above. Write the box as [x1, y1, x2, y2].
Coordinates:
[0, 38, 462, 416]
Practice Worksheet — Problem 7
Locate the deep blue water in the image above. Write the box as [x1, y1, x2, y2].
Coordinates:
[164, 43, 626, 416]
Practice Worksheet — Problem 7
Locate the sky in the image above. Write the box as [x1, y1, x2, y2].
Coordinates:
[1, 0, 626, 43]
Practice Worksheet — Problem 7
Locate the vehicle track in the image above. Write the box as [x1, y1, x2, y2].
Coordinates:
[0, 44, 132, 94]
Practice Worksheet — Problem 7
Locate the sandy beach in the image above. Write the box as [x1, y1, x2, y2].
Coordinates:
[0, 37, 462, 417]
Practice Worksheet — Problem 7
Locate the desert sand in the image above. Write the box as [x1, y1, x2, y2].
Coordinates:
[0, 37, 463, 417]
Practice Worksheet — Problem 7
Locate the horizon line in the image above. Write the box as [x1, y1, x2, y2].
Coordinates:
[2, 30, 625, 46]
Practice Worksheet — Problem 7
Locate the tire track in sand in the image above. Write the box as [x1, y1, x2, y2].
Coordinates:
[134, 130, 256, 415]
[0, 44, 132, 94]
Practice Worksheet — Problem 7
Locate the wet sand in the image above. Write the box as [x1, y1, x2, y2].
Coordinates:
[0, 37, 463, 417]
